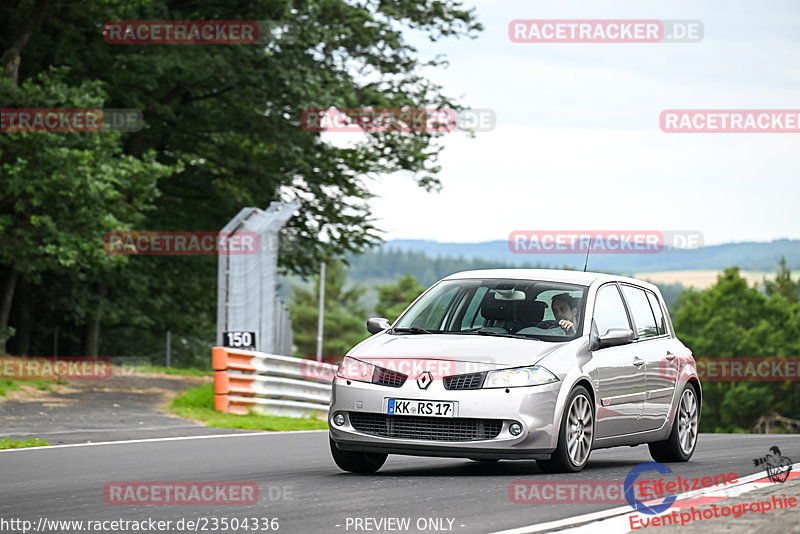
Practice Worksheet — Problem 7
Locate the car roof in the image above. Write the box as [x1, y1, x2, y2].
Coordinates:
[443, 268, 660, 292]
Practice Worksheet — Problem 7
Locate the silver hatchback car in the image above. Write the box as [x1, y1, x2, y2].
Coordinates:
[329, 269, 701, 473]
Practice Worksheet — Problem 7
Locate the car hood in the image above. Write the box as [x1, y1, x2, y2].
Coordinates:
[348, 332, 567, 370]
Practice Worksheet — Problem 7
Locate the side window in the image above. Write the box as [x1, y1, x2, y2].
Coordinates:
[593, 285, 631, 336]
[622, 285, 658, 339]
[646, 291, 668, 336]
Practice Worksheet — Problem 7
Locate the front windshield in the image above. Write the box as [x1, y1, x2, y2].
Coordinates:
[393, 278, 587, 341]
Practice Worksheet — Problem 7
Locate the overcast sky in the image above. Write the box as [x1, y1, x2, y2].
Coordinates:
[356, 0, 800, 246]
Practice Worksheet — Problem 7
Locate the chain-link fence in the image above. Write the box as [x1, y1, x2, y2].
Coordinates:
[216, 202, 298, 356]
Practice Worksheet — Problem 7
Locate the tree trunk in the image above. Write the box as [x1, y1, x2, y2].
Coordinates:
[0, 267, 19, 354]
[83, 282, 108, 357]
[0, 0, 52, 86]
[15, 277, 32, 355]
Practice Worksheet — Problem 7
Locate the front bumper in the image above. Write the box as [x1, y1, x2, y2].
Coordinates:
[328, 376, 561, 460]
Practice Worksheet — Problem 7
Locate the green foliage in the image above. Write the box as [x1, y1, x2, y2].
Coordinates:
[290, 261, 370, 358]
[0, 437, 49, 449]
[0, 379, 22, 396]
[764, 257, 800, 304]
[672, 264, 800, 433]
[0, 378, 67, 396]
[375, 273, 425, 322]
[170, 383, 327, 430]
[0, 0, 481, 359]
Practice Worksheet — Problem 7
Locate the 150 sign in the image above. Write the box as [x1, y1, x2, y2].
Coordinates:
[223, 331, 257, 350]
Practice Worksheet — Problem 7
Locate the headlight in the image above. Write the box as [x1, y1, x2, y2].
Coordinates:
[483, 365, 559, 388]
[336, 356, 375, 383]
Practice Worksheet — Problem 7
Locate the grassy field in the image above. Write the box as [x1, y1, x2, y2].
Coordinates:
[170, 383, 328, 431]
[635, 270, 798, 289]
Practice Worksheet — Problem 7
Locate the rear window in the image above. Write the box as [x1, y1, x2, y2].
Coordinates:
[646, 291, 668, 336]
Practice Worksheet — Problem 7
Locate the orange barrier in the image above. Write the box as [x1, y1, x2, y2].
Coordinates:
[212, 346, 336, 418]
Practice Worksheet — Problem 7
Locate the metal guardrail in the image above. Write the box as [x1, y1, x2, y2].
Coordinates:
[212, 346, 337, 419]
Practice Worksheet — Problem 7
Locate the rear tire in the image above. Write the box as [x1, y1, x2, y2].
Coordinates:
[329, 437, 387, 473]
[648, 384, 699, 463]
[537, 386, 594, 473]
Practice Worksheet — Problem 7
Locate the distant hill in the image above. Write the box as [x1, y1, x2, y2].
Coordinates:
[343, 247, 686, 309]
[381, 238, 800, 273]
[280, 238, 797, 313]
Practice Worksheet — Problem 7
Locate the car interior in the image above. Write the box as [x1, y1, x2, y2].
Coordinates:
[477, 290, 567, 335]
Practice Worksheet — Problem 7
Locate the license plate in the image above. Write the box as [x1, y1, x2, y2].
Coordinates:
[387, 399, 455, 417]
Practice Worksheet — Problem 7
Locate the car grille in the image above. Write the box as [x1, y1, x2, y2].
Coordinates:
[372, 367, 407, 388]
[443, 372, 486, 390]
[348, 412, 503, 441]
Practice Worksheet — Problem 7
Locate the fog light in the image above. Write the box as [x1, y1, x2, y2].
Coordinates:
[333, 413, 345, 426]
[509, 423, 522, 436]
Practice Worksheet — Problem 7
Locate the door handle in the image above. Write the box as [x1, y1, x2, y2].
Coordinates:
[665, 351, 677, 362]
[633, 356, 644, 367]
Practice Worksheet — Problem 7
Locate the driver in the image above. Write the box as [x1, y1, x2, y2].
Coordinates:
[551, 293, 579, 334]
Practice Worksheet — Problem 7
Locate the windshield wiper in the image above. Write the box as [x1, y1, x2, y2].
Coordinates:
[391, 326, 438, 335]
[462, 329, 543, 340]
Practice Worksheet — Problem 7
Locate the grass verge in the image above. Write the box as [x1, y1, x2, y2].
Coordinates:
[170, 383, 328, 431]
[115, 364, 210, 377]
[0, 437, 50, 449]
[0, 379, 68, 397]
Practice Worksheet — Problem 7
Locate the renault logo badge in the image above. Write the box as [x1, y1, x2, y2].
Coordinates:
[417, 371, 432, 389]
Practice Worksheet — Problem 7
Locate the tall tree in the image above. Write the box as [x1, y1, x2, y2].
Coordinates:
[764, 256, 800, 304]
[0, 0, 481, 357]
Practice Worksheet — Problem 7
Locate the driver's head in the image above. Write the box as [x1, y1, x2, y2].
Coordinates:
[551, 293, 578, 323]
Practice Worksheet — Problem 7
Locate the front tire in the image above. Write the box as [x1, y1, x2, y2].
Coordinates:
[648, 384, 699, 463]
[537, 386, 594, 473]
[329, 438, 387, 473]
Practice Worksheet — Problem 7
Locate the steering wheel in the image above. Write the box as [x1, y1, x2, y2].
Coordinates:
[536, 320, 561, 329]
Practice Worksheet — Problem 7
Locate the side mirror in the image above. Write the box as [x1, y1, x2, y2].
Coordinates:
[597, 328, 634, 349]
[366, 317, 391, 334]
[589, 319, 633, 350]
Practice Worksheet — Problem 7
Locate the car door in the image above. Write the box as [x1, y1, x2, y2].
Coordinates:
[643, 289, 679, 430]
[592, 283, 649, 438]
[618, 284, 675, 432]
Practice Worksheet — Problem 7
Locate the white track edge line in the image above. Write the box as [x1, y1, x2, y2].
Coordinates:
[0, 429, 329, 452]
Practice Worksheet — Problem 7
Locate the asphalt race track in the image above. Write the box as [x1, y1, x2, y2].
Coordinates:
[1, 432, 798, 534]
